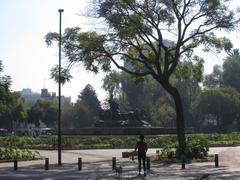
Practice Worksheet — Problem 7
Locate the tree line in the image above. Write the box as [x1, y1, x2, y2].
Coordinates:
[100, 49, 240, 133]
[0, 64, 101, 132]
[1, 49, 240, 133]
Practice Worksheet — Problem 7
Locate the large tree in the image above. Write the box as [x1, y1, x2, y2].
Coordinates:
[78, 84, 101, 116]
[222, 49, 240, 91]
[45, 0, 239, 159]
[0, 60, 27, 132]
[28, 100, 58, 128]
[203, 64, 222, 88]
[174, 59, 203, 128]
[61, 84, 101, 128]
[192, 87, 240, 132]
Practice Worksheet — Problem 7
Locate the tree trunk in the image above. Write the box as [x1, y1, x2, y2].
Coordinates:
[165, 85, 186, 158]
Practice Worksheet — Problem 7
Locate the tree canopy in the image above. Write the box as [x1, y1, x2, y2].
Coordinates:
[203, 49, 240, 91]
[222, 49, 240, 91]
[203, 64, 222, 88]
[0, 60, 26, 131]
[78, 84, 101, 115]
[27, 100, 58, 128]
[61, 84, 101, 128]
[50, 65, 72, 85]
[192, 87, 240, 131]
[45, 0, 240, 160]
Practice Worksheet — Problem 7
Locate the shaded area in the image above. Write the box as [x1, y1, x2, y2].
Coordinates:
[1, 159, 240, 179]
[1, 147, 240, 179]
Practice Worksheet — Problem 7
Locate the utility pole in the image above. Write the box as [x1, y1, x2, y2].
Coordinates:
[58, 9, 64, 166]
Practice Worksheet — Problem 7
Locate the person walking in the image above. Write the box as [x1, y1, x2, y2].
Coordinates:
[135, 135, 148, 176]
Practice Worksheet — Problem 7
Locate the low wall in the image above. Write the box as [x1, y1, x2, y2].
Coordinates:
[53, 127, 194, 135]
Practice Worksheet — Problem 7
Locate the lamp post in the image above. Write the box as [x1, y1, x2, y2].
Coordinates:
[58, 9, 64, 166]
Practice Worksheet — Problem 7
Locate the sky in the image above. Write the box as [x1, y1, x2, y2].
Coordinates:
[0, 0, 107, 102]
[0, 0, 240, 103]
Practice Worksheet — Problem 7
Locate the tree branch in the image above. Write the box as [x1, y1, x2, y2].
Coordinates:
[105, 52, 152, 77]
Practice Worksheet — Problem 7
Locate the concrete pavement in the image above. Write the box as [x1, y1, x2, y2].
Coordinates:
[0, 147, 240, 179]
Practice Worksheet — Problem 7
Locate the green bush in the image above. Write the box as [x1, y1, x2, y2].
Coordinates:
[0, 147, 41, 161]
[158, 144, 177, 159]
[109, 137, 125, 146]
[185, 135, 209, 159]
[157, 135, 209, 160]
[124, 137, 137, 146]
[63, 137, 80, 146]
[207, 132, 240, 143]
[1, 132, 240, 151]
[81, 137, 102, 145]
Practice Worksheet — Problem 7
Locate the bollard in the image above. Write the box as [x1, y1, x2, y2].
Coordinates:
[147, 157, 150, 170]
[14, 159, 18, 171]
[112, 157, 116, 170]
[45, 158, 49, 170]
[215, 154, 219, 168]
[78, 157, 82, 171]
[181, 155, 185, 169]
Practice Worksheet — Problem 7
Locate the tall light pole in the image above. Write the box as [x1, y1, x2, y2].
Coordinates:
[58, 9, 64, 166]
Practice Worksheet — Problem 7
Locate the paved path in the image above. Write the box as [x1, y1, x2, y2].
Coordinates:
[210, 146, 240, 168]
[0, 147, 240, 179]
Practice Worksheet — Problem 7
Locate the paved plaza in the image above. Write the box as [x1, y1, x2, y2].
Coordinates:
[0, 147, 240, 179]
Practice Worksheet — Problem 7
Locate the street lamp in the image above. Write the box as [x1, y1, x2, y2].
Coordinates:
[58, 9, 64, 166]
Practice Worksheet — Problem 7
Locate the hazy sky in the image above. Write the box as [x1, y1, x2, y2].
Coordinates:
[1, 0, 240, 102]
[0, 0, 107, 102]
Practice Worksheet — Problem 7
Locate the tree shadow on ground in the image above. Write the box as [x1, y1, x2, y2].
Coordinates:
[0, 160, 240, 179]
[150, 163, 240, 179]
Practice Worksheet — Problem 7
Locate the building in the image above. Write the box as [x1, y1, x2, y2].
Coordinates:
[20, 88, 71, 107]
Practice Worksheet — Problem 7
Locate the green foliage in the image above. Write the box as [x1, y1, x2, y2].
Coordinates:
[102, 70, 122, 98]
[157, 135, 209, 160]
[62, 102, 92, 128]
[62, 137, 80, 146]
[206, 132, 240, 144]
[0, 147, 41, 161]
[109, 137, 125, 146]
[185, 135, 209, 159]
[45, 0, 239, 80]
[1, 133, 240, 153]
[61, 84, 101, 128]
[0, 60, 12, 89]
[102, 70, 176, 126]
[204, 49, 240, 91]
[0, 136, 34, 147]
[174, 58, 204, 82]
[78, 84, 101, 115]
[0, 136, 41, 161]
[27, 100, 58, 128]
[150, 95, 176, 126]
[203, 65, 222, 88]
[200, 53, 240, 131]
[45, 0, 240, 158]
[157, 143, 178, 159]
[222, 49, 240, 91]
[192, 87, 240, 131]
[0, 61, 26, 131]
[123, 136, 138, 146]
[50, 65, 73, 85]
[81, 137, 102, 145]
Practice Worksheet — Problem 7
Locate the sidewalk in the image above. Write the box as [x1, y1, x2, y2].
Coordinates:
[0, 148, 240, 179]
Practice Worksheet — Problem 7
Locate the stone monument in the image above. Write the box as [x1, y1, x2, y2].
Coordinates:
[94, 95, 151, 127]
